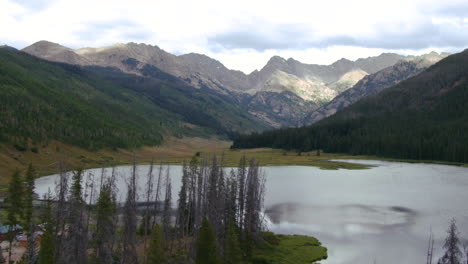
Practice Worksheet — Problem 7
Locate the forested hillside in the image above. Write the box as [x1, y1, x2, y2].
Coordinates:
[233, 50, 468, 163]
[0, 48, 267, 151]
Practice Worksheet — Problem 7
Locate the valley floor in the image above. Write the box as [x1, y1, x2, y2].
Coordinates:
[0, 137, 370, 184]
[2, 136, 467, 189]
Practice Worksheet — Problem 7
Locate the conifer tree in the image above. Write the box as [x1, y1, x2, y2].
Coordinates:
[64, 168, 88, 264]
[122, 161, 139, 264]
[147, 224, 166, 264]
[196, 218, 219, 264]
[439, 219, 463, 264]
[24, 163, 37, 264]
[6, 169, 24, 263]
[224, 219, 242, 264]
[93, 183, 115, 264]
[38, 192, 55, 264]
[177, 162, 189, 237]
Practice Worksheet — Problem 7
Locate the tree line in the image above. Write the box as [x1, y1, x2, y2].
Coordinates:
[1, 155, 266, 264]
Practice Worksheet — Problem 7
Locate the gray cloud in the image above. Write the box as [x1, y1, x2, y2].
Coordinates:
[208, 19, 468, 51]
[426, 3, 468, 18]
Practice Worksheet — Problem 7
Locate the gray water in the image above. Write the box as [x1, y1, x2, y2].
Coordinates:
[35, 160, 468, 264]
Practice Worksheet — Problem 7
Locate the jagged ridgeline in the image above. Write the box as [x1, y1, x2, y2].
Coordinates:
[233, 50, 468, 163]
[0, 48, 266, 150]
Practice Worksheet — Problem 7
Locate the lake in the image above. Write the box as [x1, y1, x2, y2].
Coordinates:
[35, 160, 468, 264]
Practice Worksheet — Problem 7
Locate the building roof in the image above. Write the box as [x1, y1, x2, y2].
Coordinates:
[0, 224, 22, 234]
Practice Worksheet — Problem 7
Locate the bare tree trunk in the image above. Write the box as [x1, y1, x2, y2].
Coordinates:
[162, 166, 172, 241]
[237, 155, 247, 232]
[143, 159, 154, 264]
[54, 161, 69, 262]
[121, 158, 139, 264]
[152, 163, 164, 228]
[427, 227, 435, 264]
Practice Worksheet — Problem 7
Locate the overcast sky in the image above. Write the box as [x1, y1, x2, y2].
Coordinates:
[1, 0, 468, 73]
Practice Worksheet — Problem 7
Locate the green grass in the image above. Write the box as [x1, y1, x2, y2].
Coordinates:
[324, 153, 468, 167]
[253, 233, 327, 264]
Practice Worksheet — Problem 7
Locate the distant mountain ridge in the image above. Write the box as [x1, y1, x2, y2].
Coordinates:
[22, 40, 448, 128]
[233, 49, 468, 163]
[23, 41, 433, 97]
[0, 47, 270, 151]
[304, 53, 449, 124]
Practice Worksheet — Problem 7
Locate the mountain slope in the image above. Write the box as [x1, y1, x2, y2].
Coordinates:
[0, 48, 167, 149]
[233, 49, 468, 163]
[304, 54, 448, 124]
[0, 48, 268, 151]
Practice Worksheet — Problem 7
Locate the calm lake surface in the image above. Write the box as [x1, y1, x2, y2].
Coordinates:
[35, 160, 468, 264]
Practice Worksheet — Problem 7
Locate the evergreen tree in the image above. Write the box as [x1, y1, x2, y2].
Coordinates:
[122, 161, 139, 264]
[224, 219, 242, 264]
[23, 164, 36, 227]
[196, 218, 219, 264]
[6, 169, 24, 263]
[63, 168, 88, 264]
[24, 163, 37, 264]
[439, 219, 463, 264]
[177, 163, 189, 237]
[38, 193, 55, 264]
[93, 183, 115, 264]
[147, 225, 166, 264]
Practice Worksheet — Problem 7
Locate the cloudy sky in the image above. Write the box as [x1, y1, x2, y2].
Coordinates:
[1, 0, 468, 73]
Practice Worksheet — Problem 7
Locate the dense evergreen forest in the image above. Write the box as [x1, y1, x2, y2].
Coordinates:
[233, 50, 468, 163]
[0, 48, 267, 151]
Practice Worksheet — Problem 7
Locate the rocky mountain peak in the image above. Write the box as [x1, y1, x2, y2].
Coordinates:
[23, 40, 91, 65]
[23, 40, 69, 55]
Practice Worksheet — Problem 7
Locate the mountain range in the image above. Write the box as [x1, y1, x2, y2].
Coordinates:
[22, 41, 448, 127]
[0, 40, 456, 158]
[0, 47, 268, 151]
[304, 52, 447, 124]
[233, 49, 468, 163]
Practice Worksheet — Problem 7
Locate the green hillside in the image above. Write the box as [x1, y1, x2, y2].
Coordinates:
[0, 48, 267, 151]
[233, 50, 468, 163]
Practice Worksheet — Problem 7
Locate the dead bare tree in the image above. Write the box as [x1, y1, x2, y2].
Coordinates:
[177, 162, 189, 237]
[121, 159, 139, 264]
[151, 163, 164, 228]
[62, 168, 88, 264]
[54, 161, 69, 262]
[93, 180, 116, 264]
[427, 227, 435, 264]
[143, 160, 155, 263]
[162, 166, 172, 241]
[237, 156, 247, 233]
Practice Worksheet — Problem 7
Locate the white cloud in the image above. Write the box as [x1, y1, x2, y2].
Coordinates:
[1, 0, 467, 73]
